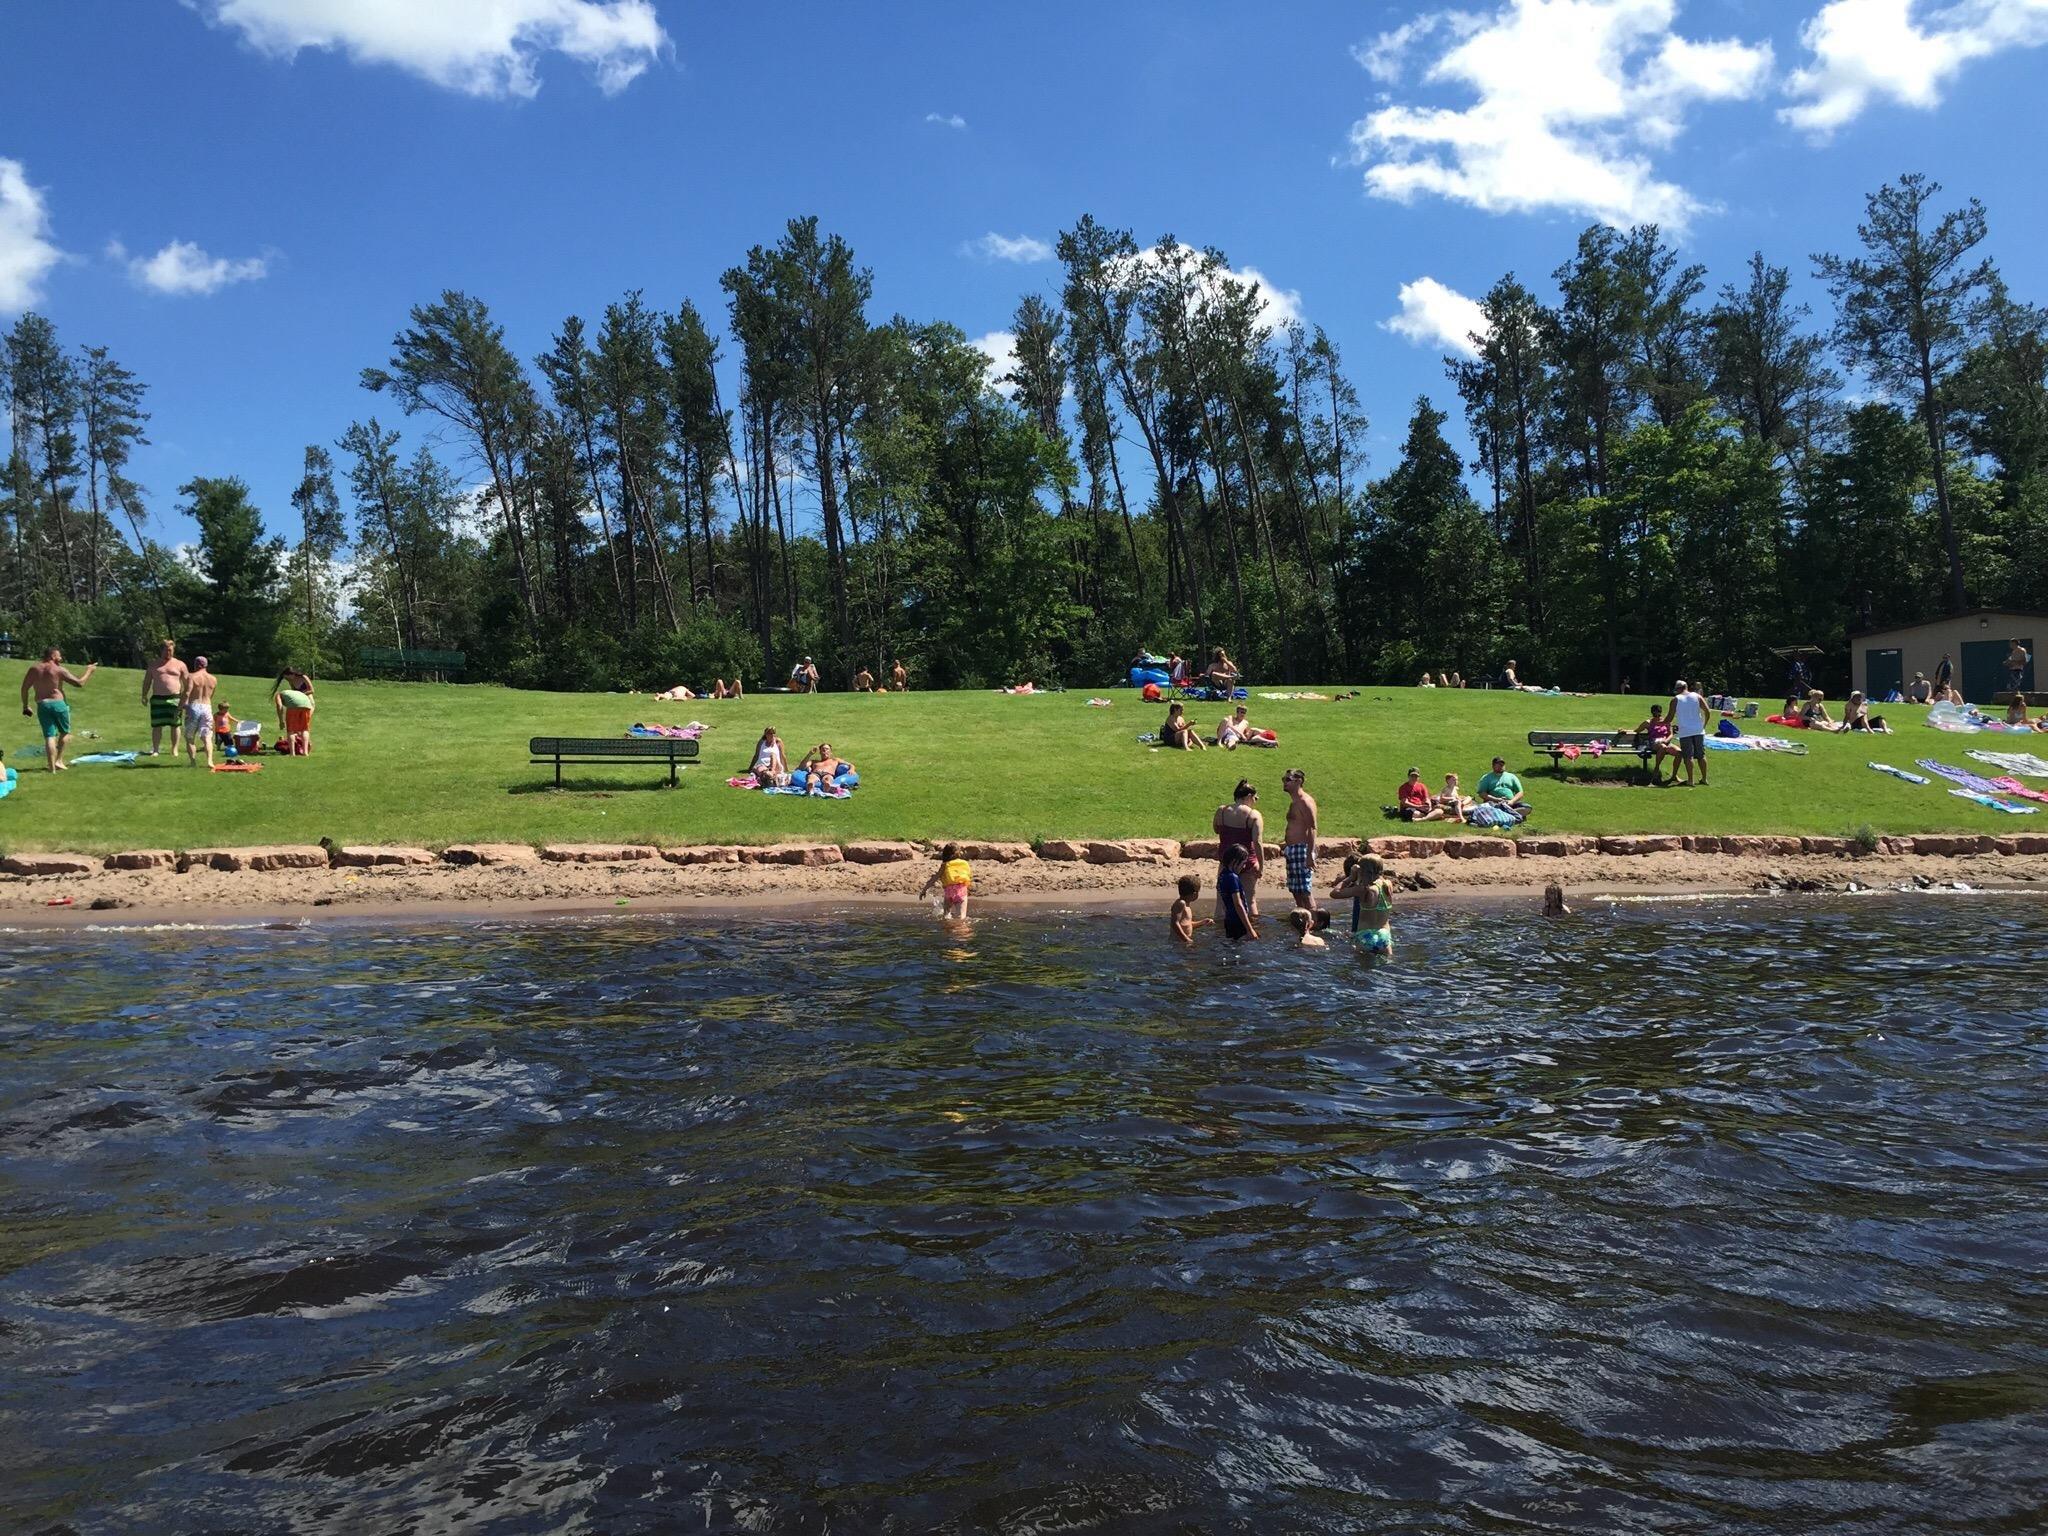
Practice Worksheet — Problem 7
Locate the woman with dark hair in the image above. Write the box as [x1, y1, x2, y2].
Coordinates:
[748, 726, 789, 785]
[1213, 780, 1264, 921]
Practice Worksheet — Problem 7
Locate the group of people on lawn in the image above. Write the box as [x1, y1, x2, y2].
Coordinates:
[1141, 647, 1244, 692]
[744, 725, 856, 792]
[1159, 699, 1275, 751]
[17, 639, 314, 773]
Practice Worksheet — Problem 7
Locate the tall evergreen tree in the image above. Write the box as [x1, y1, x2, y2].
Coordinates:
[1815, 173, 1995, 611]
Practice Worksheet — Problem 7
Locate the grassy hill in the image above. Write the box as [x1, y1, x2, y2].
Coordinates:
[0, 662, 2028, 854]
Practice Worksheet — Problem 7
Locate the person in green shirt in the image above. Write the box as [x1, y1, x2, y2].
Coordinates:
[1476, 757, 1524, 807]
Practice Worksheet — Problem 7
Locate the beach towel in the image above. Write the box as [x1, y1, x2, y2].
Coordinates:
[210, 761, 262, 773]
[0, 766, 15, 799]
[1869, 762, 1930, 785]
[629, 722, 704, 739]
[1086, 698, 1113, 707]
[727, 773, 761, 789]
[1967, 749, 2048, 779]
[764, 782, 850, 798]
[1465, 803, 1527, 828]
[1705, 736, 1807, 754]
[1136, 732, 1159, 743]
[1990, 776, 2048, 805]
[1948, 788, 2035, 815]
[1918, 759, 2011, 797]
[70, 752, 137, 766]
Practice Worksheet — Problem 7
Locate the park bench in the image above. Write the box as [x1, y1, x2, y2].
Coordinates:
[529, 735, 700, 788]
[359, 645, 467, 681]
[1527, 729, 1657, 783]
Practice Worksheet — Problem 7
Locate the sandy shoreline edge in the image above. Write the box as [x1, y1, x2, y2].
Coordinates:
[3, 836, 2043, 927]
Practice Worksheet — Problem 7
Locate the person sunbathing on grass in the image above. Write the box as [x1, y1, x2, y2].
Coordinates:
[652, 683, 697, 701]
[749, 726, 790, 785]
[1216, 704, 1276, 749]
[800, 742, 853, 790]
[1843, 691, 1891, 733]
[1801, 690, 1835, 730]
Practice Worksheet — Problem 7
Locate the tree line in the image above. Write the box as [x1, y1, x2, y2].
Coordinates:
[4, 174, 2042, 693]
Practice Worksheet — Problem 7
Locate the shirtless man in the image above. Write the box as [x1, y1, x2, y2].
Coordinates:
[853, 666, 875, 692]
[20, 646, 98, 772]
[1281, 768, 1319, 919]
[890, 658, 909, 692]
[800, 741, 852, 794]
[141, 639, 189, 756]
[182, 655, 220, 767]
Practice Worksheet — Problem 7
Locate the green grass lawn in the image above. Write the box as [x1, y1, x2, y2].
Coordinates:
[0, 661, 2029, 854]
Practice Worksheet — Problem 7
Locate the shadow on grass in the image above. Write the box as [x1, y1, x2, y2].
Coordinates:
[507, 777, 684, 797]
[1543, 765, 1658, 789]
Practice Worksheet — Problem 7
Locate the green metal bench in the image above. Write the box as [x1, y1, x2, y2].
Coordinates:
[1527, 729, 1658, 782]
[530, 735, 700, 788]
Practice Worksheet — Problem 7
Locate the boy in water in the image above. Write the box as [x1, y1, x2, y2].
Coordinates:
[920, 842, 973, 919]
[1170, 874, 1211, 943]
[1332, 853, 1394, 962]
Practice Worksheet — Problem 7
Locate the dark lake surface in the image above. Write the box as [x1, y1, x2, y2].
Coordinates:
[3, 898, 2047, 1534]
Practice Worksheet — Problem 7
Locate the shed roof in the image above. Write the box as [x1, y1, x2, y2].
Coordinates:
[1848, 608, 2048, 640]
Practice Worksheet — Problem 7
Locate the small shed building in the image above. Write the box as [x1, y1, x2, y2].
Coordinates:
[1848, 609, 2042, 701]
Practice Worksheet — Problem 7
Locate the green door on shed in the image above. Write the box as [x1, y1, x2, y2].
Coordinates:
[1962, 637, 2033, 701]
[1864, 647, 1903, 698]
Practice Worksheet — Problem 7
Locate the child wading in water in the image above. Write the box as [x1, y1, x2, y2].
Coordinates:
[1171, 874, 1212, 943]
[1332, 853, 1395, 961]
[921, 843, 973, 919]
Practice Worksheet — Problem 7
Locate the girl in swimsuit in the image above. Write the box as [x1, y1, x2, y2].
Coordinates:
[1332, 854, 1395, 961]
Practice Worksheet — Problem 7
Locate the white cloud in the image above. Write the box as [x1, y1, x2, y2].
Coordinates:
[0, 158, 63, 312]
[963, 232, 1054, 263]
[189, 0, 668, 98]
[116, 238, 270, 296]
[971, 329, 1019, 397]
[1347, 0, 1773, 230]
[1383, 276, 1490, 358]
[1113, 249, 1305, 336]
[925, 111, 968, 129]
[1782, 0, 2048, 136]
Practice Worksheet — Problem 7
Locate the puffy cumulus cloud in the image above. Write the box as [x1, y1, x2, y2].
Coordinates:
[0, 158, 64, 312]
[1782, 0, 2048, 136]
[189, 0, 668, 98]
[1108, 248, 1305, 335]
[963, 232, 1054, 263]
[1383, 276, 1490, 358]
[115, 238, 270, 296]
[1348, 0, 1772, 230]
[925, 111, 967, 129]
[971, 330, 1019, 397]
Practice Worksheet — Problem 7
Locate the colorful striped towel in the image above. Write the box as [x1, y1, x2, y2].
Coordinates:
[1948, 789, 2035, 815]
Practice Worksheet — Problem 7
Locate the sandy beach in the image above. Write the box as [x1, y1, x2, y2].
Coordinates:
[4, 843, 2042, 928]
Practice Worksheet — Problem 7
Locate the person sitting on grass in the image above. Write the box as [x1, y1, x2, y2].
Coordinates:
[1397, 767, 1440, 822]
[2004, 695, 2047, 732]
[920, 843, 972, 920]
[799, 741, 853, 793]
[1170, 874, 1211, 943]
[1418, 671, 1436, 687]
[789, 657, 819, 693]
[852, 666, 874, 692]
[1907, 672, 1932, 704]
[1205, 647, 1241, 692]
[1477, 756, 1525, 809]
[1635, 703, 1677, 782]
[749, 726, 789, 785]
[1216, 704, 1277, 749]
[1160, 700, 1206, 751]
[1448, 671, 1464, 689]
[1843, 691, 1891, 733]
[1438, 772, 1471, 820]
[1801, 689, 1835, 729]
[1217, 844, 1259, 941]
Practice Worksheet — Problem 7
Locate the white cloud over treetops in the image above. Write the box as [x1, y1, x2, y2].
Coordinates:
[964, 232, 1053, 263]
[189, 0, 668, 98]
[1383, 277, 1489, 359]
[1349, 0, 1772, 230]
[0, 158, 63, 312]
[971, 330, 1019, 397]
[113, 238, 271, 296]
[1782, 0, 2048, 135]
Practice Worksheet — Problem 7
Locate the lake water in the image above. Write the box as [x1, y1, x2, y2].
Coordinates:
[4, 899, 2046, 1534]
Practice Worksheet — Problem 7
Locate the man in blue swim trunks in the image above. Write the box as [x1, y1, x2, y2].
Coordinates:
[19, 646, 98, 773]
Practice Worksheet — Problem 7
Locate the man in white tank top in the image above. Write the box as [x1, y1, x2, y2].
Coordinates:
[1668, 678, 1710, 787]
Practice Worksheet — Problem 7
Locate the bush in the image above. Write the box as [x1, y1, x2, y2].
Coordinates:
[630, 614, 764, 693]
[1850, 822, 1880, 856]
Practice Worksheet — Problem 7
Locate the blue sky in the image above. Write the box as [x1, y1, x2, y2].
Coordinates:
[5, 0, 2046, 550]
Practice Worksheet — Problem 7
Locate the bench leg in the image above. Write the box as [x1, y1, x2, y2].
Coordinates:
[669, 757, 677, 788]
[555, 757, 562, 789]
